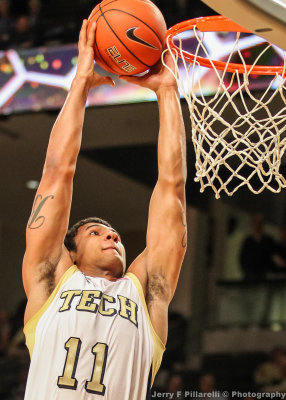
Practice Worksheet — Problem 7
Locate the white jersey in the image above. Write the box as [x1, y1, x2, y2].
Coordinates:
[24, 265, 164, 400]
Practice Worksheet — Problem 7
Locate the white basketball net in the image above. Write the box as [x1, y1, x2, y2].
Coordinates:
[163, 28, 286, 199]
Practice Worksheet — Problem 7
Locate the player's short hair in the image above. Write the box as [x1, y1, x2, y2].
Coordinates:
[64, 217, 112, 252]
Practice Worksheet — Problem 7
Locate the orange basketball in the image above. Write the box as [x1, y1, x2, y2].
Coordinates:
[87, 0, 167, 75]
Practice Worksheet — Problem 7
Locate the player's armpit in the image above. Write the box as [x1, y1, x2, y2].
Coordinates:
[128, 251, 171, 345]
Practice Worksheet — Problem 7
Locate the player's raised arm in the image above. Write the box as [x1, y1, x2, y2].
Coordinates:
[145, 57, 187, 299]
[120, 54, 187, 343]
[23, 21, 114, 297]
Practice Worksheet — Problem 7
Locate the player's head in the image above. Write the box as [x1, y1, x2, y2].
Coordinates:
[64, 217, 126, 276]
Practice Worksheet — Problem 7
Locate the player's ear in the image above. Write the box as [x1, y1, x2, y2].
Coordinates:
[69, 250, 77, 265]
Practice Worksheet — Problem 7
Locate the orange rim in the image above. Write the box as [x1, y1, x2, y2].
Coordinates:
[166, 15, 286, 76]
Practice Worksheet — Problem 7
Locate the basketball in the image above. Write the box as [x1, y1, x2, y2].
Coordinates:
[87, 0, 167, 75]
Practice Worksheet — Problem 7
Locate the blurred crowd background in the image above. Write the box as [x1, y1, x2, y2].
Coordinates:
[0, 0, 214, 49]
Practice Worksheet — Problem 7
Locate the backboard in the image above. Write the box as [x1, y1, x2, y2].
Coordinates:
[201, 0, 286, 50]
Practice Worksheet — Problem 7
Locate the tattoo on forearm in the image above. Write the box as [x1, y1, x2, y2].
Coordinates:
[181, 212, 187, 248]
[28, 194, 54, 229]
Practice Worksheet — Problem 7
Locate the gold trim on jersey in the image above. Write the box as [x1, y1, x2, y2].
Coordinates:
[24, 265, 78, 357]
[125, 272, 165, 385]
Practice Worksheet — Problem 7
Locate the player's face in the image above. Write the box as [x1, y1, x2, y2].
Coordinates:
[74, 223, 126, 276]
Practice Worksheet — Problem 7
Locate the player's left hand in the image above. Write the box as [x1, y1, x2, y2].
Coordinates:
[75, 19, 115, 88]
[118, 51, 177, 94]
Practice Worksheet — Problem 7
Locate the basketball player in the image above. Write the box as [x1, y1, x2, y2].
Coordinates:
[23, 20, 187, 399]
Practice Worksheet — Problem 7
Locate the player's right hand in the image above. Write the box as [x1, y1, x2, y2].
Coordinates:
[118, 52, 177, 94]
[75, 20, 115, 88]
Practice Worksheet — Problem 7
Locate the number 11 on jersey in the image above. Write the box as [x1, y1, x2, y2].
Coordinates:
[57, 337, 109, 395]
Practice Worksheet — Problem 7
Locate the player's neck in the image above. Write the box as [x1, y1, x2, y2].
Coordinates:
[78, 264, 119, 281]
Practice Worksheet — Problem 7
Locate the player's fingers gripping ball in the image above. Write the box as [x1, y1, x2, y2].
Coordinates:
[87, 0, 167, 75]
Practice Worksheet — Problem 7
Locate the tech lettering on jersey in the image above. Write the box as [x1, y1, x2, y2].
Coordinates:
[59, 289, 138, 327]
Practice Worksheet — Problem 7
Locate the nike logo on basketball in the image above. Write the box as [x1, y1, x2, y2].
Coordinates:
[126, 27, 158, 50]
